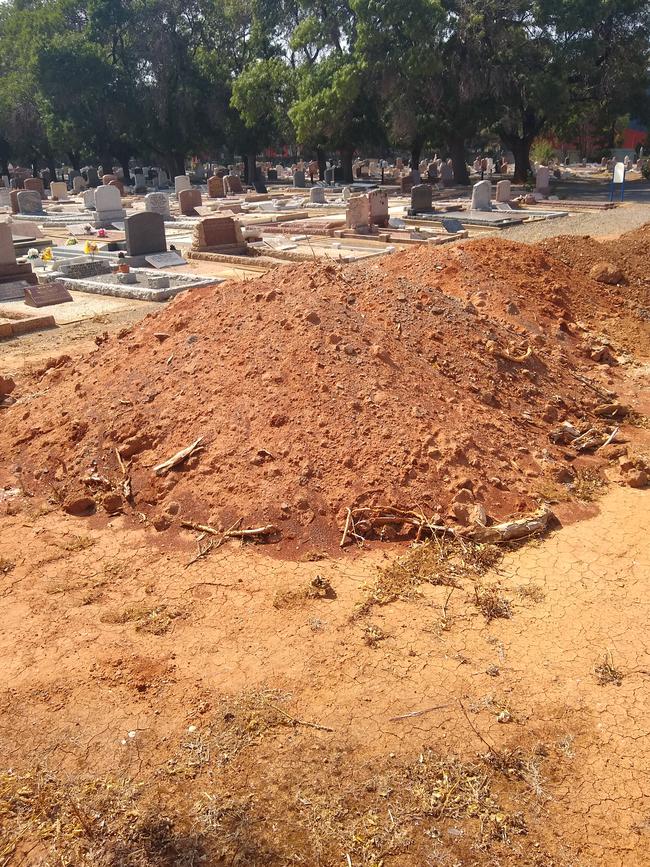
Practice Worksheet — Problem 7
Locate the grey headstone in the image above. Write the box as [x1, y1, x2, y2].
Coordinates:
[145, 192, 171, 218]
[442, 217, 464, 233]
[410, 184, 433, 212]
[124, 212, 166, 256]
[310, 186, 325, 204]
[86, 167, 100, 187]
[17, 190, 44, 214]
[495, 179, 511, 202]
[470, 180, 491, 211]
[293, 170, 306, 188]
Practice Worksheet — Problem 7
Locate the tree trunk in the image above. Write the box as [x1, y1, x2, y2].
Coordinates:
[505, 137, 534, 183]
[316, 147, 326, 181]
[0, 158, 9, 177]
[341, 145, 354, 184]
[67, 151, 81, 171]
[118, 154, 131, 184]
[410, 140, 423, 171]
[448, 137, 470, 186]
[170, 152, 185, 177]
[47, 159, 57, 183]
[247, 152, 257, 186]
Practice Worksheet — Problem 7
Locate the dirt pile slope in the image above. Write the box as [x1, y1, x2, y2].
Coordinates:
[1, 242, 624, 550]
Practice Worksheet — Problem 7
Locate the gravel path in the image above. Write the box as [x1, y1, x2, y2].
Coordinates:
[494, 202, 650, 243]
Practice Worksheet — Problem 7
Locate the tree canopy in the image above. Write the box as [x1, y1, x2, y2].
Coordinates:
[0, 0, 647, 181]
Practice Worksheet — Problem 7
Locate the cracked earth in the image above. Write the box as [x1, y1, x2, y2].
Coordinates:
[1, 477, 649, 864]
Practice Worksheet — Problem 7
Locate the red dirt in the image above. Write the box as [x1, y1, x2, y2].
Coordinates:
[1, 238, 638, 552]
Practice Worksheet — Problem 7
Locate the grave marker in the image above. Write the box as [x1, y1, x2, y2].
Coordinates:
[410, 184, 433, 212]
[175, 175, 191, 195]
[17, 190, 44, 215]
[24, 177, 45, 198]
[24, 282, 74, 307]
[470, 180, 492, 211]
[124, 212, 167, 257]
[145, 192, 171, 219]
[207, 175, 225, 198]
[495, 179, 511, 202]
[50, 181, 69, 200]
[178, 188, 202, 216]
[223, 175, 243, 195]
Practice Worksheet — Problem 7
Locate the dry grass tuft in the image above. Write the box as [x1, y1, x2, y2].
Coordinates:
[594, 651, 623, 686]
[359, 538, 503, 615]
[473, 584, 512, 621]
[571, 468, 607, 502]
[0, 557, 15, 574]
[273, 575, 335, 609]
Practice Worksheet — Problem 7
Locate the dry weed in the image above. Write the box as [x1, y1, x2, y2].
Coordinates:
[594, 651, 623, 686]
[474, 584, 512, 621]
[0, 557, 15, 574]
[100, 603, 183, 635]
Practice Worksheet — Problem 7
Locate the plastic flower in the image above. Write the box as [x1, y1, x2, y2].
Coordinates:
[84, 240, 98, 255]
[66, 237, 78, 246]
[26, 248, 39, 259]
[96, 228, 107, 238]
[40, 247, 53, 261]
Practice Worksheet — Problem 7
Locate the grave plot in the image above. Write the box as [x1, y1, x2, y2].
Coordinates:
[49, 266, 219, 301]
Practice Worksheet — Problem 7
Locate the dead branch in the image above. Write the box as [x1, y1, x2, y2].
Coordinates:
[181, 518, 279, 549]
[266, 702, 334, 733]
[153, 437, 204, 476]
[464, 506, 553, 543]
[340, 505, 456, 548]
[389, 704, 448, 722]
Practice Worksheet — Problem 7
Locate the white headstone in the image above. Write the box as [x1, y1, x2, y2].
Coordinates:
[535, 165, 551, 194]
[495, 179, 511, 202]
[613, 162, 625, 184]
[145, 191, 171, 218]
[470, 179, 492, 211]
[94, 184, 125, 224]
[310, 186, 325, 204]
[50, 181, 69, 200]
[175, 175, 191, 194]
[83, 189, 96, 210]
[72, 176, 86, 194]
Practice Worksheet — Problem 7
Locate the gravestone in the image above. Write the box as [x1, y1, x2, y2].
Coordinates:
[267, 169, 277, 181]
[102, 174, 117, 185]
[50, 181, 69, 200]
[24, 177, 45, 198]
[535, 165, 550, 196]
[124, 212, 166, 256]
[17, 190, 44, 215]
[470, 180, 491, 211]
[191, 216, 246, 252]
[253, 171, 267, 194]
[442, 217, 464, 233]
[145, 192, 171, 219]
[293, 170, 306, 188]
[83, 189, 96, 210]
[94, 184, 125, 225]
[178, 188, 202, 216]
[72, 176, 86, 194]
[207, 175, 225, 198]
[10, 190, 19, 214]
[0, 222, 37, 286]
[69, 169, 81, 183]
[134, 173, 147, 193]
[0, 189, 10, 208]
[495, 179, 511, 202]
[368, 189, 389, 226]
[411, 184, 433, 212]
[223, 175, 243, 195]
[310, 186, 326, 204]
[345, 195, 370, 229]
[24, 282, 73, 307]
[439, 163, 454, 187]
[157, 169, 170, 189]
[86, 167, 100, 187]
[108, 179, 125, 196]
[175, 175, 191, 195]
[400, 174, 413, 194]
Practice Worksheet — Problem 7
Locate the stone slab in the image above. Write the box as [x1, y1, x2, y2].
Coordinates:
[24, 282, 74, 307]
[0, 281, 30, 302]
[144, 251, 187, 268]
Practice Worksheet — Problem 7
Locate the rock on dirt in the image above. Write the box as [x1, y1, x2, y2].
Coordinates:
[589, 261, 623, 284]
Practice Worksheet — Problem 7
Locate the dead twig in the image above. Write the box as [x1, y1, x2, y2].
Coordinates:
[181, 518, 279, 549]
[266, 702, 334, 732]
[389, 704, 448, 722]
[153, 437, 204, 475]
[340, 504, 455, 548]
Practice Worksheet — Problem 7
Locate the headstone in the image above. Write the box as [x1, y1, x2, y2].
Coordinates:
[145, 251, 186, 268]
[495, 179, 511, 202]
[175, 175, 191, 195]
[157, 169, 170, 189]
[124, 212, 167, 256]
[178, 187, 202, 216]
[293, 170, 306, 188]
[86, 167, 100, 187]
[253, 171, 267, 194]
[69, 169, 81, 182]
[191, 216, 246, 252]
[535, 165, 550, 195]
[267, 169, 277, 181]
[442, 217, 464, 233]
[223, 175, 243, 195]
[94, 184, 125, 225]
[470, 180, 491, 211]
[17, 190, 44, 215]
[145, 192, 171, 219]
[24, 282, 73, 307]
[0, 221, 16, 265]
[50, 181, 69, 201]
[83, 189, 96, 210]
[345, 195, 370, 229]
[310, 186, 326, 204]
[24, 177, 45, 199]
[108, 179, 125, 196]
[72, 176, 86, 194]
[439, 163, 454, 187]
[134, 173, 147, 193]
[0, 189, 10, 208]
[368, 189, 389, 226]
[207, 175, 225, 198]
[410, 184, 433, 212]
[400, 174, 413, 194]
[10, 190, 19, 214]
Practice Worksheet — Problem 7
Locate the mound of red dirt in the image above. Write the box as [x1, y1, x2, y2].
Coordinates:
[1, 241, 625, 551]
